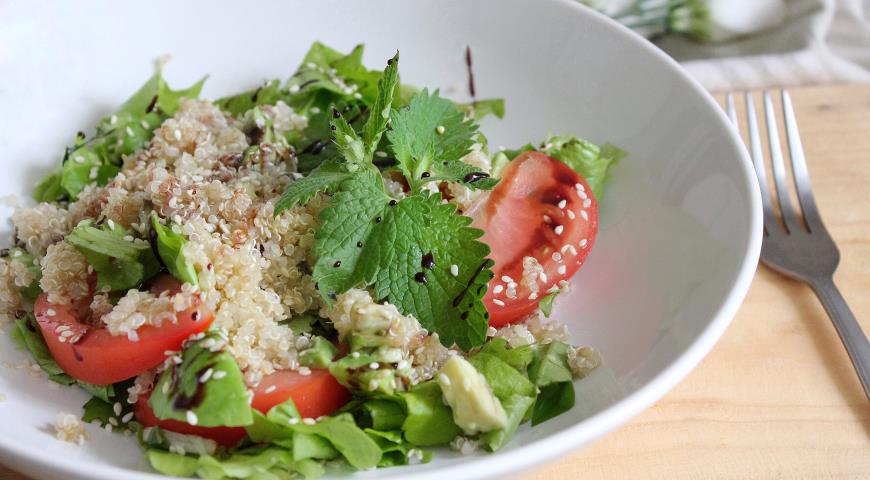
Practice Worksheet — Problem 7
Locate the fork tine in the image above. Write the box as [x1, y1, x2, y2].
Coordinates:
[725, 92, 738, 126]
[763, 91, 802, 234]
[744, 92, 778, 234]
[781, 90, 825, 233]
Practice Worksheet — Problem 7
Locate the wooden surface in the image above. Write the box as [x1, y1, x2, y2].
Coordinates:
[2, 84, 869, 479]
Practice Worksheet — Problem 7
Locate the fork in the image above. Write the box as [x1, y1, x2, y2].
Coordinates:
[726, 90, 870, 401]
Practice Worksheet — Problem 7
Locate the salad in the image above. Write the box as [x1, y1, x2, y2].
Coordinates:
[0, 42, 623, 478]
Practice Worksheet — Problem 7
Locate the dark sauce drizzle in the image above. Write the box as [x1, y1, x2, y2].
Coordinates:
[465, 46, 476, 102]
[451, 260, 489, 307]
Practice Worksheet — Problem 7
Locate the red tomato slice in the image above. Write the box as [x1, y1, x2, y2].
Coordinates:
[135, 369, 351, 447]
[34, 276, 213, 385]
[472, 151, 599, 327]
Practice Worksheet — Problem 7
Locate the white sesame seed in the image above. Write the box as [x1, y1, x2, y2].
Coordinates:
[121, 412, 134, 423]
[583, 198, 592, 208]
[369, 362, 379, 370]
[107, 219, 116, 230]
[126, 126, 135, 137]
[528, 292, 538, 300]
[351, 351, 360, 358]
[73, 155, 85, 164]
[174, 129, 182, 141]
[110, 115, 117, 125]
[140, 120, 150, 129]
[123, 235, 134, 242]
[89, 167, 99, 180]
[298, 366, 311, 376]
[353, 92, 362, 99]
[554, 225, 564, 235]
[575, 183, 585, 192]
[493, 284, 504, 294]
[162, 380, 171, 394]
[557, 265, 567, 275]
[567, 210, 576, 220]
[289, 84, 300, 93]
[199, 368, 213, 383]
[450, 264, 459, 277]
[580, 238, 588, 248]
[113, 402, 122, 416]
[501, 275, 514, 283]
[580, 210, 589, 221]
[558, 199, 567, 209]
[539, 271, 548, 283]
[104, 424, 113, 433]
[552, 252, 563, 262]
[57, 336, 67, 343]
[211, 370, 227, 380]
[543, 215, 552, 223]
[264, 385, 277, 394]
[186, 410, 198, 426]
[578, 190, 588, 200]
[375, 151, 388, 158]
[108, 417, 118, 426]
[438, 373, 451, 386]
[493, 299, 505, 306]
[46, 308, 56, 316]
[487, 326, 498, 337]
[302, 418, 316, 425]
[436, 125, 446, 135]
[310, 107, 321, 114]
[288, 417, 299, 425]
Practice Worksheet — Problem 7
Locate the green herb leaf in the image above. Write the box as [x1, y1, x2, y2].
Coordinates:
[331, 113, 368, 169]
[527, 341, 574, 387]
[360, 399, 406, 431]
[66, 220, 160, 292]
[467, 352, 536, 400]
[538, 290, 560, 317]
[273, 159, 350, 215]
[150, 214, 198, 286]
[149, 334, 253, 428]
[476, 337, 535, 371]
[400, 381, 462, 446]
[146, 450, 201, 477]
[197, 447, 297, 480]
[459, 98, 506, 120]
[298, 336, 338, 368]
[215, 79, 288, 117]
[361, 53, 400, 155]
[32, 171, 65, 202]
[387, 88, 480, 190]
[530, 381, 575, 426]
[312, 169, 493, 349]
[290, 413, 382, 469]
[479, 394, 535, 451]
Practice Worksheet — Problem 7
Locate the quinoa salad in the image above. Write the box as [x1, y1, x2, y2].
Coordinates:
[0, 43, 623, 478]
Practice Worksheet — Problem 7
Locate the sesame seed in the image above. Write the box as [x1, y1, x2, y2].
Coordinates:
[212, 371, 227, 379]
[580, 210, 589, 221]
[298, 366, 311, 376]
[501, 275, 514, 283]
[567, 210, 576, 220]
[113, 402, 122, 416]
[554, 225, 564, 235]
[199, 368, 213, 383]
[73, 155, 85, 164]
[578, 190, 588, 200]
[310, 107, 321, 114]
[123, 235, 134, 242]
[121, 412, 134, 423]
[140, 120, 150, 129]
[108, 417, 118, 426]
[436, 125, 446, 135]
[110, 115, 117, 125]
[487, 326, 497, 337]
[351, 351, 360, 358]
[369, 362, 379, 370]
[539, 271, 548, 283]
[552, 252, 563, 262]
[583, 198, 592, 208]
[543, 215, 552, 223]
[289, 84, 300, 93]
[375, 151, 388, 158]
[493, 299, 505, 306]
[575, 183, 585, 192]
[173, 129, 182, 141]
[580, 238, 588, 248]
[288, 417, 299, 425]
[302, 418, 316, 425]
[104, 424, 113, 433]
[450, 264, 459, 277]
[264, 385, 277, 394]
[126, 126, 135, 137]
[528, 292, 538, 300]
[557, 265, 567, 275]
[46, 308, 56, 316]
[186, 410, 198, 426]
[107, 219, 116, 230]
[493, 284, 504, 294]
[558, 199, 567, 209]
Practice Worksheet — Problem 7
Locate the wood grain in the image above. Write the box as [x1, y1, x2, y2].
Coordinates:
[2, 85, 869, 480]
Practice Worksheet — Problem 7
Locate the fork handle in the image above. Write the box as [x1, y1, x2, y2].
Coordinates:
[809, 277, 870, 401]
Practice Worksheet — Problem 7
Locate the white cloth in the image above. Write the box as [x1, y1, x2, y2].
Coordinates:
[655, 0, 870, 90]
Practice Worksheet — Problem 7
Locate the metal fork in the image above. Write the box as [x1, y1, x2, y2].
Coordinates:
[726, 90, 870, 401]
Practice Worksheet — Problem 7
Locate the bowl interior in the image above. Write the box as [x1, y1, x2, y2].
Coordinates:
[0, 0, 759, 479]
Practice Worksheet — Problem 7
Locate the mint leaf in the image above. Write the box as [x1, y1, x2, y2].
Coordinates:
[331, 112, 368, 169]
[312, 169, 493, 350]
[150, 214, 198, 286]
[361, 53, 400, 155]
[149, 334, 253, 428]
[387, 89, 481, 190]
[531, 381, 575, 426]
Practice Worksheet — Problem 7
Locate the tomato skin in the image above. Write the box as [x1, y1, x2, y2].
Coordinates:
[473, 152, 599, 327]
[34, 277, 213, 385]
[135, 369, 350, 447]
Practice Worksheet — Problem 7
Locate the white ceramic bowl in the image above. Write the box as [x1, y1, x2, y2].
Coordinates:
[0, 0, 761, 478]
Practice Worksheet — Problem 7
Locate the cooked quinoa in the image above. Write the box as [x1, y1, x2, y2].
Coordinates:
[53, 412, 89, 445]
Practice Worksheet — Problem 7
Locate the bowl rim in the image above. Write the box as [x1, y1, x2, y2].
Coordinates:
[0, 0, 762, 478]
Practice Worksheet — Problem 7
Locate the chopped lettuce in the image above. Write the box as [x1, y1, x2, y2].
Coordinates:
[66, 219, 160, 292]
[297, 336, 338, 369]
[542, 135, 626, 200]
[149, 335, 253, 428]
[150, 214, 198, 286]
[400, 381, 462, 446]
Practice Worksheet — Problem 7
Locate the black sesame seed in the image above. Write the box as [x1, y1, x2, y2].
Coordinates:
[191, 311, 200, 321]
[332, 108, 340, 118]
[413, 272, 428, 284]
[421, 252, 435, 270]
[375, 216, 382, 223]
[484, 312, 490, 320]
[421, 171, 431, 178]
[388, 199, 398, 206]
[356, 241, 364, 248]
[460, 311, 468, 320]
[333, 260, 342, 268]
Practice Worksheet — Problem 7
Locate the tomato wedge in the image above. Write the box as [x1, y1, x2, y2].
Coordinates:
[34, 276, 213, 385]
[135, 369, 351, 447]
[473, 152, 599, 327]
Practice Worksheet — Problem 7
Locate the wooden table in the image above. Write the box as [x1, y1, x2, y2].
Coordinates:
[2, 85, 869, 480]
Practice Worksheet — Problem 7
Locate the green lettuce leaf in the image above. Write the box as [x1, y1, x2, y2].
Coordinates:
[400, 381, 461, 446]
[150, 214, 198, 286]
[66, 220, 160, 292]
[542, 135, 626, 199]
